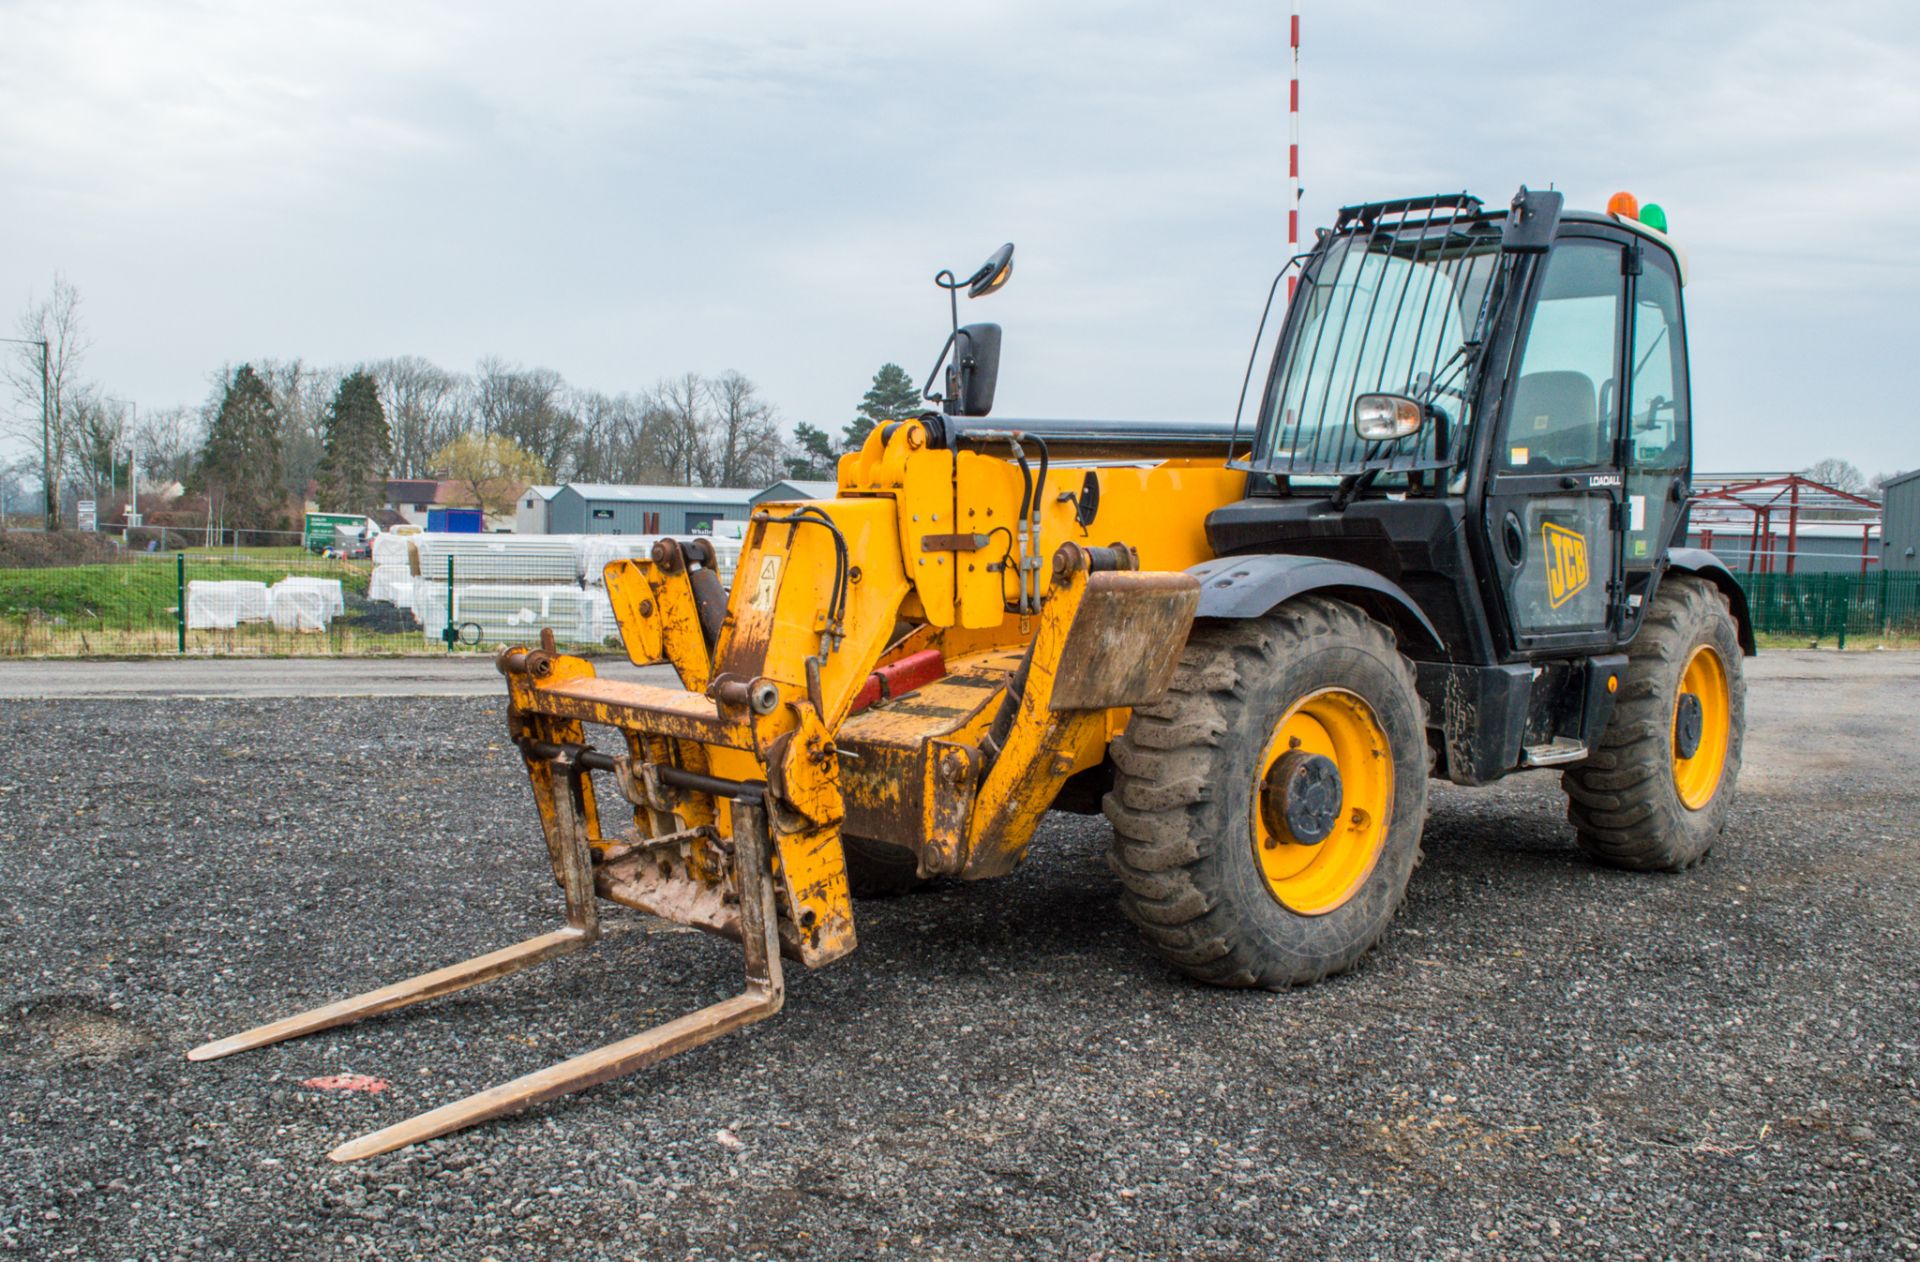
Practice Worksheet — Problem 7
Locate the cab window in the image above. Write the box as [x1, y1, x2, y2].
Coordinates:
[1627, 259, 1688, 472]
[1624, 254, 1689, 563]
[1502, 240, 1623, 472]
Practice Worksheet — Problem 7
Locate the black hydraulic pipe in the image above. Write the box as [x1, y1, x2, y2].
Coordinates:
[657, 765, 767, 803]
[519, 741, 766, 802]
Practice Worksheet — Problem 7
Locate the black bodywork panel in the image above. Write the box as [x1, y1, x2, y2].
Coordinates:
[1190, 553, 1442, 650]
[1198, 493, 1638, 784]
[1205, 496, 1496, 664]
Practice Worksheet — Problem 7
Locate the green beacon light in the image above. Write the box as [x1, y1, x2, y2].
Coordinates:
[1639, 202, 1668, 233]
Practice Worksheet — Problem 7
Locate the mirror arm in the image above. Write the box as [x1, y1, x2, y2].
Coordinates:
[921, 329, 957, 406]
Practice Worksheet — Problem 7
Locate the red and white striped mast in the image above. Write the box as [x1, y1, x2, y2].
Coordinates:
[1287, 1, 1301, 297]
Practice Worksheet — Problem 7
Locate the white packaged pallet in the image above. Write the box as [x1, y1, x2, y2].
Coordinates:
[185, 580, 271, 630]
[587, 586, 619, 642]
[267, 584, 333, 632]
[411, 534, 579, 582]
[415, 583, 607, 647]
[580, 536, 661, 585]
[368, 563, 411, 603]
[272, 577, 344, 618]
[370, 532, 413, 566]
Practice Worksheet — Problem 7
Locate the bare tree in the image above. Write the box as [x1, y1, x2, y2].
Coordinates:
[708, 370, 785, 486]
[5, 274, 90, 528]
[246, 359, 340, 503]
[134, 405, 204, 486]
[371, 356, 466, 477]
[648, 372, 711, 486]
[67, 387, 130, 501]
[471, 358, 580, 479]
[0, 458, 33, 528]
[1803, 458, 1868, 496]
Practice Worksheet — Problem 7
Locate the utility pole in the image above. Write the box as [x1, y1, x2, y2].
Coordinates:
[0, 337, 52, 528]
[127, 401, 141, 539]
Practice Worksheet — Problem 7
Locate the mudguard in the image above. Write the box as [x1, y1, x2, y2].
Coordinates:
[1664, 547, 1757, 655]
[1188, 554, 1442, 650]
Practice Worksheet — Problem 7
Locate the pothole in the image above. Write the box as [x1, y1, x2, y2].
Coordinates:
[0, 995, 155, 1067]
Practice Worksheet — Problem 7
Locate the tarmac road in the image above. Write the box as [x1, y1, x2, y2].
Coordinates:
[0, 649, 1914, 1259]
[0, 655, 676, 699]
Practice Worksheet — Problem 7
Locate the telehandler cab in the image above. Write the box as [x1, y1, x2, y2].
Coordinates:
[193, 186, 1750, 1161]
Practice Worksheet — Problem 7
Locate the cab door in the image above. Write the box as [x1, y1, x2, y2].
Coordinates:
[1483, 234, 1628, 653]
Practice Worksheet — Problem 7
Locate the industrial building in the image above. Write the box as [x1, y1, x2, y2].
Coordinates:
[1882, 469, 1920, 572]
[1686, 521, 1881, 576]
[516, 485, 559, 535]
[751, 480, 837, 506]
[546, 483, 758, 535]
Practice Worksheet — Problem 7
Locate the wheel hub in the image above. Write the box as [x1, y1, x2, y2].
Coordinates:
[1673, 693, 1704, 760]
[1261, 751, 1342, 846]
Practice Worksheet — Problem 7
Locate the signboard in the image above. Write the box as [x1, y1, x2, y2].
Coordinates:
[77, 499, 96, 531]
[303, 512, 368, 551]
[592, 508, 615, 520]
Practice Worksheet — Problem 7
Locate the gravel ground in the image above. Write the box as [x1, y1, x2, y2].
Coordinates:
[1, 651, 1915, 1260]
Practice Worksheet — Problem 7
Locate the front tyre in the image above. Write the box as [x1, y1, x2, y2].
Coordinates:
[1103, 597, 1429, 989]
[1562, 574, 1746, 871]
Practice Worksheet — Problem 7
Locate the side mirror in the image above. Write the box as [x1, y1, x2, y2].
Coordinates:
[948, 322, 1002, 417]
[966, 243, 1015, 298]
[1353, 393, 1425, 441]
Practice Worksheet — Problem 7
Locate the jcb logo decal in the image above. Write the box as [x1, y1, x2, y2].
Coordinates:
[1543, 521, 1589, 608]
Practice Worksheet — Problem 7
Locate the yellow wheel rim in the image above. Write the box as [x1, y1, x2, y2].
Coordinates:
[1672, 644, 1731, 811]
[1252, 687, 1394, 915]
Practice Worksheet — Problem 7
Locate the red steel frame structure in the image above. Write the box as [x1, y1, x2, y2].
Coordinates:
[1691, 473, 1882, 577]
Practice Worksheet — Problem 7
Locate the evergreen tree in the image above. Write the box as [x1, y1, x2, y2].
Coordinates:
[784, 422, 837, 479]
[842, 362, 922, 451]
[315, 370, 392, 514]
[194, 364, 285, 534]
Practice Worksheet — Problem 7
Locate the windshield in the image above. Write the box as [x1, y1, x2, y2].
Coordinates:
[1256, 226, 1505, 478]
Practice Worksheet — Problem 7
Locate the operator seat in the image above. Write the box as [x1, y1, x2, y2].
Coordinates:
[1509, 370, 1601, 468]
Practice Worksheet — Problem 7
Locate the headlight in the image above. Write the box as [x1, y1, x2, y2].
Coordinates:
[1353, 394, 1424, 441]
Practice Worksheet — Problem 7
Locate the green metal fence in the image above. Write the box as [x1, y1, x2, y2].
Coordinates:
[0, 548, 430, 657]
[0, 528, 742, 657]
[1736, 570, 1920, 646]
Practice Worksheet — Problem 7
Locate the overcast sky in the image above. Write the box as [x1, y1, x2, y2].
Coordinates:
[2, 0, 1915, 477]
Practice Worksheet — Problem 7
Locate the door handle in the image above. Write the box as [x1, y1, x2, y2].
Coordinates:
[1502, 512, 1525, 566]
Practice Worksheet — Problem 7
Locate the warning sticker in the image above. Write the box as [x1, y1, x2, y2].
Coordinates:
[751, 555, 782, 613]
[1510, 446, 1529, 465]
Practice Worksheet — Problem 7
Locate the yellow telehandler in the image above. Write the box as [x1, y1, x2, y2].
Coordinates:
[193, 188, 1751, 1161]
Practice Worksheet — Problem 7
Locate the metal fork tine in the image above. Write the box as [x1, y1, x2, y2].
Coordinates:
[191, 746, 603, 1064]
[327, 988, 778, 1162]
[326, 800, 785, 1163]
[186, 927, 593, 1062]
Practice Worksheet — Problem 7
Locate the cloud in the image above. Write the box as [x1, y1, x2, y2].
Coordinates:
[0, 0, 1914, 472]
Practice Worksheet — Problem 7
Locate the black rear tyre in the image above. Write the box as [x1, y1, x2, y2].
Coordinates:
[1562, 574, 1745, 871]
[1103, 597, 1428, 989]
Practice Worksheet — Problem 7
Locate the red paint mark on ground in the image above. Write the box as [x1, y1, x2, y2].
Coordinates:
[302, 1074, 389, 1094]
